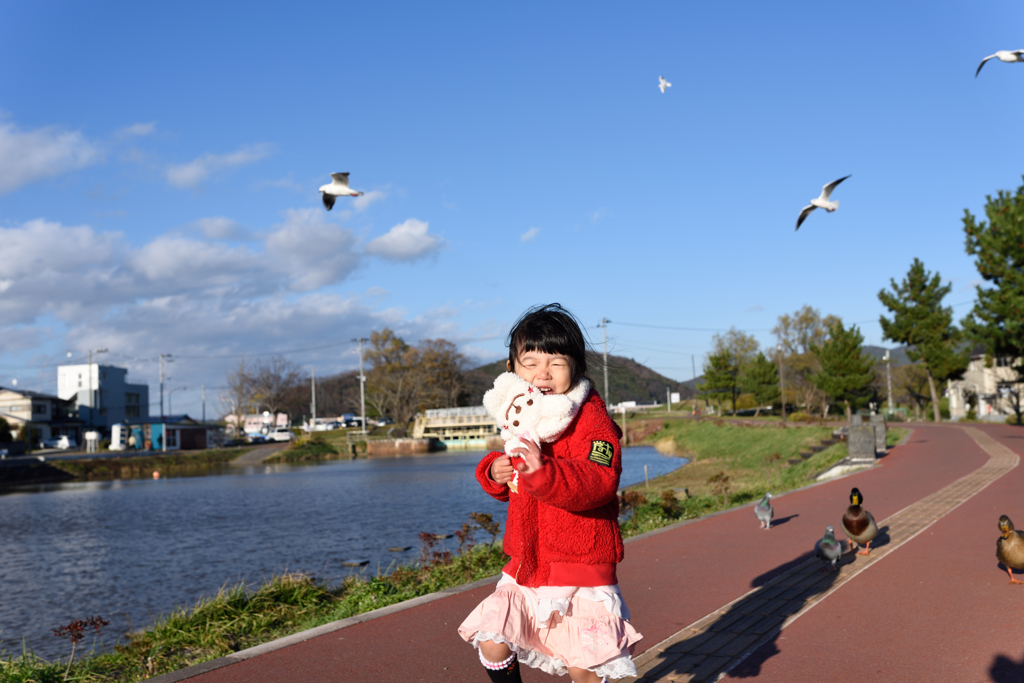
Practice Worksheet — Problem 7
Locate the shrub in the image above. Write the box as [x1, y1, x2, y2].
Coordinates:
[787, 411, 816, 423]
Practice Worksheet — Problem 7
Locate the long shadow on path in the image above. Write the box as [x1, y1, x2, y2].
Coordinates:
[631, 548, 849, 682]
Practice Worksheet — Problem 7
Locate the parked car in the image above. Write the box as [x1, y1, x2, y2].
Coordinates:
[375, 417, 394, 426]
[268, 427, 294, 442]
[246, 433, 267, 444]
[41, 435, 77, 450]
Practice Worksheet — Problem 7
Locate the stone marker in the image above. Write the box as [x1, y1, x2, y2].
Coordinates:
[851, 414, 864, 426]
[869, 414, 887, 453]
[848, 425, 877, 461]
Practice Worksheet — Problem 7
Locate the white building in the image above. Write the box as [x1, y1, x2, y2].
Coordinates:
[948, 351, 1023, 421]
[57, 364, 150, 433]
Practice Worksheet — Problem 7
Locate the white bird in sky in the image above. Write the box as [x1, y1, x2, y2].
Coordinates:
[319, 172, 364, 211]
[976, 50, 1024, 77]
[658, 75, 671, 93]
[795, 175, 851, 231]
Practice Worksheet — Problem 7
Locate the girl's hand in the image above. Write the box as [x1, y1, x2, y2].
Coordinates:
[490, 455, 516, 484]
[510, 437, 544, 475]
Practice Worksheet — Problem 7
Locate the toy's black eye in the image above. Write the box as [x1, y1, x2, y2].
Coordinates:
[527, 399, 533, 406]
[513, 420, 519, 427]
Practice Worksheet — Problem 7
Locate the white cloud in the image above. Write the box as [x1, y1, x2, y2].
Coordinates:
[265, 209, 361, 290]
[0, 121, 103, 194]
[165, 144, 272, 189]
[365, 219, 444, 262]
[117, 122, 156, 138]
[352, 190, 386, 212]
[520, 227, 540, 242]
[191, 216, 254, 241]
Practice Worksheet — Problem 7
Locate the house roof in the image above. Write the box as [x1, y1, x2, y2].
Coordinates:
[0, 387, 63, 401]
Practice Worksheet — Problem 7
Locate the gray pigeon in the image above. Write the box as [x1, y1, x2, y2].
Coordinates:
[815, 525, 842, 571]
[755, 492, 773, 529]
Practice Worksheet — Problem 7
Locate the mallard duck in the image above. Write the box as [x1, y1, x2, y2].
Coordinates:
[815, 525, 842, 571]
[996, 514, 1024, 585]
[755, 492, 773, 530]
[841, 487, 878, 556]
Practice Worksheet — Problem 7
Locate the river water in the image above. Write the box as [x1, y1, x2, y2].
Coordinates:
[0, 446, 684, 660]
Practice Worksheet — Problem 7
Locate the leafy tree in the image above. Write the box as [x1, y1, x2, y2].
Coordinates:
[811, 321, 875, 421]
[418, 339, 468, 408]
[878, 258, 969, 423]
[365, 329, 424, 430]
[772, 305, 841, 356]
[962, 179, 1024, 425]
[0, 417, 11, 443]
[892, 363, 932, 421]
[710, 327, 760, 370]
[739, 352, 781, 417]
[701, 349, 737, 415]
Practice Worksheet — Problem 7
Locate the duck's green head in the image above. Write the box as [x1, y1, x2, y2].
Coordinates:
[849, 488, 862, 506]
[1000, 514, 1015, 537]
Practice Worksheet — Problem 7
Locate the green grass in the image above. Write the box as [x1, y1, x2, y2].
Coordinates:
[49, 447, 252, 481]
[618, 419, 910, 537]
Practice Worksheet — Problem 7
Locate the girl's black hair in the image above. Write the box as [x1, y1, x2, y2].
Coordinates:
[507, 303, 588, 388]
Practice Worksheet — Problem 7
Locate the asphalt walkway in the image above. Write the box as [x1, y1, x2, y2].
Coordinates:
[148, 423, 1023, 683]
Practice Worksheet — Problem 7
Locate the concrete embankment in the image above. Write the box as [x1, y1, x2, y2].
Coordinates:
[0, 458, 76, 487]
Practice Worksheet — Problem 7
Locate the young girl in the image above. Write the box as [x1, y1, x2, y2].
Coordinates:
[458, 304, 642, 683]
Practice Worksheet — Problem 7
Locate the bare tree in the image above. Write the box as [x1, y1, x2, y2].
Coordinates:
[249, 355, 304, 424]
[222, 358, 255, 435]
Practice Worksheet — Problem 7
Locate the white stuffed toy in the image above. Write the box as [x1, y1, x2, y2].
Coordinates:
[482, 372, 576, 493]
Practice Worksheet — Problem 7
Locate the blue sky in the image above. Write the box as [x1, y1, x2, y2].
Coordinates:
[1, 1, 1022, 417]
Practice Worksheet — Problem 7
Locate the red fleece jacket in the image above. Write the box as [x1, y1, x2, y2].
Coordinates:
[475, 388, 624, 588]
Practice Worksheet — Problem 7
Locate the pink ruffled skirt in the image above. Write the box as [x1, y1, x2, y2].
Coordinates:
[458, 575, 643, 679]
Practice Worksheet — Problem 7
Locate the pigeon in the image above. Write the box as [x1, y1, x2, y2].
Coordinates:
[658, 75, 671, 94]
[841, 487, 878, 556]
[976, 50, 1024, 78]
[795, 175, 851, 231]
[755, 492, 774, 530]
[319, 173, 364, 211]
[815, 525, 842, 571]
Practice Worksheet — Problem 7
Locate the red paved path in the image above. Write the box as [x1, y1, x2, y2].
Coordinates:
[160, 424, 1018, 683]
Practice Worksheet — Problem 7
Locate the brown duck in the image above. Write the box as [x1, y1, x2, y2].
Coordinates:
[996, 514, 1024, 584]
[841, 487, 878, 556]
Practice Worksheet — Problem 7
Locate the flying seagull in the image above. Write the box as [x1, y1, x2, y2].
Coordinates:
[976, 50, 1024, 77]
[658, 75, 671, 94]
[796, 175, 851, 231]
[319, 173, 364, 211]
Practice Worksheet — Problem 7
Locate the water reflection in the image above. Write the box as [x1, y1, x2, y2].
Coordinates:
[0, 446, 684, 659]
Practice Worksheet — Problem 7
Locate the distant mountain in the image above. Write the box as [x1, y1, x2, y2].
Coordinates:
[462, 354, 694, 406]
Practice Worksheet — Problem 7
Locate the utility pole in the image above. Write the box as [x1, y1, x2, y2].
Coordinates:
[311, 367, 317, 432]
[666, 388, 671, 413]
[692, 354, 701, 424]
[159, 353, 173, 421]
[598, 318, 610, 404]
[201, 384, 206, 424]
[777, 344, 786, 424]
[353, 338, 368, 435]
[87, 348, 108, 430]
[884, 349, 893, 414]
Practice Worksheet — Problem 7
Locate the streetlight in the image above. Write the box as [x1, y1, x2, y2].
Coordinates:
[168, 387, 187, 417]
[777, 344, 786, 424]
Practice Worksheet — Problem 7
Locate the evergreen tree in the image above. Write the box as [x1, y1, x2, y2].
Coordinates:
[739, 352, 781, 417]
[701, 349, 737, 416]
[962, 179, 1024, 425]
[0, 417, 11, 443]
[811, 321, 875, 421]
[878, 258, 969, 423]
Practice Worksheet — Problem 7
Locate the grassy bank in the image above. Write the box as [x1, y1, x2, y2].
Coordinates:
[618, 418, 909, 536]
[265, 432, 369, 463]
[49, 447, 253, 481]
[3, 421, 907, 682]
